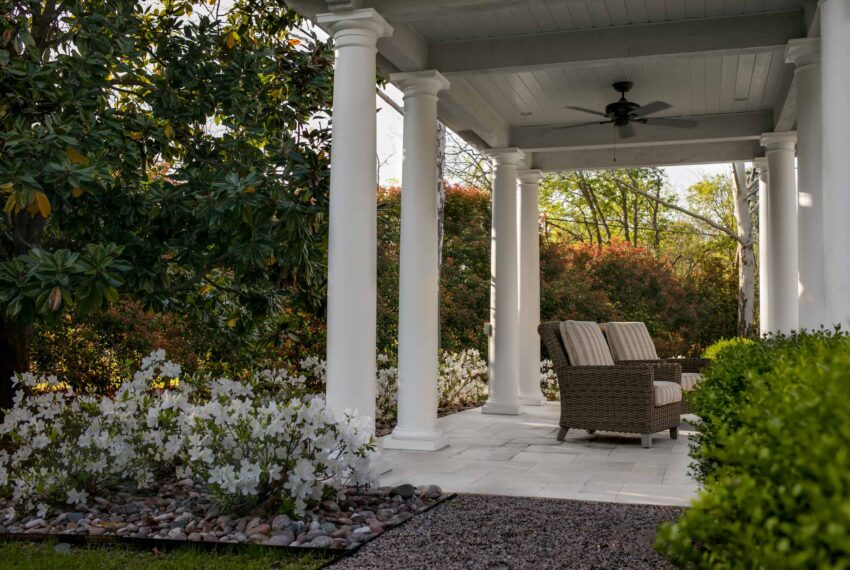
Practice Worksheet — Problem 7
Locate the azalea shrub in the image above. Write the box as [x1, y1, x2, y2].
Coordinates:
[656, 331, 850, 568]
[438, 349, 488, 408]
[0, 351, 375, 516]
[539, 360, 559, 401]
[300, 349, 489, 424]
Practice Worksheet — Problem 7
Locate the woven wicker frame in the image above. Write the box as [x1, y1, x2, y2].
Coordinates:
[612, 358, 711, 413]
[538, 321, 682, 440]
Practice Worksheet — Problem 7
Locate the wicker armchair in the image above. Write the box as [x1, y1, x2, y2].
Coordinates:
[538, 321, 682, 448]
[601, 322, 711, 413]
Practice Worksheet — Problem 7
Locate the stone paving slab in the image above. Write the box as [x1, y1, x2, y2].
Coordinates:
[376, 403, 700, 506]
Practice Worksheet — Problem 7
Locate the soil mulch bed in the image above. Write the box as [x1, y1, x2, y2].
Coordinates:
[328, 494, 683, 570]
[376, 403, 481, 438]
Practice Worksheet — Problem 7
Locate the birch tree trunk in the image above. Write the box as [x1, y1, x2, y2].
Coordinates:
[732, 162, 756, 337]
[437, 122, 447, 267]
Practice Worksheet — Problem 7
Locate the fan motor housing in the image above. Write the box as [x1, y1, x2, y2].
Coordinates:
[605, 100, 640, 124]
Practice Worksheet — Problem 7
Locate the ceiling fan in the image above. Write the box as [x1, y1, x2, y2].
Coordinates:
[560, 81, 697, 139]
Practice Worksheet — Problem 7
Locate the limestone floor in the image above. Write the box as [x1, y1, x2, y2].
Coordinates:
[376, 403, 699, 506]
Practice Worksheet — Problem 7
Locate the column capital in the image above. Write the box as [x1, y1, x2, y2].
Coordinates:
[485, 147, 525, 166]
[761, 131, 797, 152]
[317, 9, 393, 47]
[390, 70, 450, 97]
[517, 169, 544, 185]
[753, 157, 769, 172]
[786, 38, 821, 69]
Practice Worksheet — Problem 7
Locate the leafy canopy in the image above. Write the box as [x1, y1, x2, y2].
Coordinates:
[0, 0, 333, 345]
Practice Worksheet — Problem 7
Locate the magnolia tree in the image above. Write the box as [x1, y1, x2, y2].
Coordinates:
[0, 1, 334, 409]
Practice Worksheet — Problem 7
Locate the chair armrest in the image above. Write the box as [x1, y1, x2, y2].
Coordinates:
[557, 364, 655, 408]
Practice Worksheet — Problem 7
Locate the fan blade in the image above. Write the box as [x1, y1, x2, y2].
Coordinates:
[554, 120, 611, 130]
[644, 117, 698, 129]
[617, 123, 637, 139]
[632, 101, 672, 118]
[566, 106, 609, 118]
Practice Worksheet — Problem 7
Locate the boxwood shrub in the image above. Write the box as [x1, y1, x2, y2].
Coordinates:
[657, 330, 850, 568]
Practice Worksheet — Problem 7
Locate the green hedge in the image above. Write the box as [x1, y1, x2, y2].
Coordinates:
[657, 330, 850, 568]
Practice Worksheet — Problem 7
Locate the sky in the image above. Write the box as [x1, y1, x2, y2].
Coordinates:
[376, 85, 731, 195]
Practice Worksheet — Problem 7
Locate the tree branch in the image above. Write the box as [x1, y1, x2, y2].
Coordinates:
[613, 176, 742, 244]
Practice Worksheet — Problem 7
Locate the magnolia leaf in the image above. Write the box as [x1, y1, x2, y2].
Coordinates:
[288, 38, 301, 46]
[130, 131, 143, 141]
[48, 286, 63, 311]
[4, 194, 18, 214]
[244, 185, 256, 193]
[104, 286, 119, 304]
[199, 284, 213, 295]
[164, 124, 175, 138]
[34, 191, 51, 218]
[227, 318, 238, 329]
[64, 147, 89, 165]
[0, 182, 12, 193]
[71, 187, 83, 198]
[225, 31, 238, 49]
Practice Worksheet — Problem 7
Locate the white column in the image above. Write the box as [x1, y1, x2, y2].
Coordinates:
[384, 71, 450, 451]
[787, 38, 825, 330]
[484, 148, 525, 416]
[753, 157, 771, 335]
[761, 132, 799, 334]
[820, 0, 850, 328]
[517, 170, 546, 406]
[317, 10, 392, 425]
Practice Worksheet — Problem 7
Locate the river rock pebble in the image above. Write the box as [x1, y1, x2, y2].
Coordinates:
[0, 481, 445, 551]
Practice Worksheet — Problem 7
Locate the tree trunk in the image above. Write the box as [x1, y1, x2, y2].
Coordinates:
[437, 122, 447, 267]
[733, 162, 756, 337]
[632, 192, 640, 247]
[0, 316, 31, 411]
[577, 173, 608, 245]
[651, 186, 661, 249]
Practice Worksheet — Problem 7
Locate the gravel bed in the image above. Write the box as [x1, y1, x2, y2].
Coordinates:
[330, 494, 683, 569]
[0, 482, 445, 551]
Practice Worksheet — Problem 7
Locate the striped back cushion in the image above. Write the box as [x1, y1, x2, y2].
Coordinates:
[558, 321, 615, 366]
[604, 322, 659, 361]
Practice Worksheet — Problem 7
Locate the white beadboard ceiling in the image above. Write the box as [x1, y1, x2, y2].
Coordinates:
[459, 48, 787, 126]
[404, 0, 806, 42]
[290, 0, 813, 167]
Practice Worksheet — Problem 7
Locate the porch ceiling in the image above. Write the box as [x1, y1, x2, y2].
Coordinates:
[289, 0, 819, 170]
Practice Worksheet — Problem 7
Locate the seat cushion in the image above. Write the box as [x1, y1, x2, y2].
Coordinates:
[681, 372, 703, 392]
[654, 381, 683, 407]
[559, 321, 615, 366]
[603, 322, 659, 361]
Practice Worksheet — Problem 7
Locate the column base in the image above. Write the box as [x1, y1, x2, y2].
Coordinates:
[519, 391, 547, 406]
[382, 427, 448, 451]
[482, 400, 522, 415]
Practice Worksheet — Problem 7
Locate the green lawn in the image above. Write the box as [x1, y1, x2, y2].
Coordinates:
[0, 541, 332, 570]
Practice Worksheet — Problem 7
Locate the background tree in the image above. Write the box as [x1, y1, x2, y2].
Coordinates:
[0, 0, 334, 407]
[539, 168, 675, 248]
[614, 168, 756, 337]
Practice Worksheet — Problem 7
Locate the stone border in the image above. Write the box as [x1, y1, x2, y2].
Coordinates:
[0, 492, 457, 564]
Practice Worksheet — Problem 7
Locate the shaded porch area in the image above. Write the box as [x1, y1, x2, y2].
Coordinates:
[377, 404, 698, 506]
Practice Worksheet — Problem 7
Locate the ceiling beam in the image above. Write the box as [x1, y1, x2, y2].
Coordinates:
[773, 1, 819, 131]
[512, 111, 774, 152]
[532, 140, 762, 172]
[428, 11, 805, 74]
[435, 77, 511, 148]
